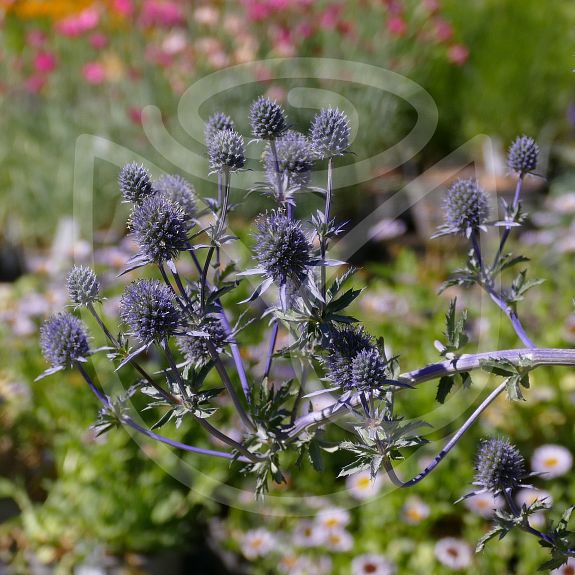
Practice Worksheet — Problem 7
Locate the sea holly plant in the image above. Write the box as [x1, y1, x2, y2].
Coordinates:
[37, 99, 575, 568]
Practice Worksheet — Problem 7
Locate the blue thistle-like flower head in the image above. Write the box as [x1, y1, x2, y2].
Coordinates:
[119, 162, 155, 204]
[507, 136, 539, 175]
[66, 266, 101, 307]
[264, 130, 315, 190]
[325, 326, 374, 389]
[249, 97, 288, 140]
[131, 194, 189, 263]
[474, 438, 527, 495]
[310, 108, 351, 159]
[253, 211, 312, 285]
[40, 312, 90, 369]
[208, 128, 246, 173]
[441, 178, 490, 236]
[205, 112, 235, 146]
[177, 315, 227, 365]
[351, 348, 389, 392]
[154, 174, 197, 222]
[120, 279, 180, 344]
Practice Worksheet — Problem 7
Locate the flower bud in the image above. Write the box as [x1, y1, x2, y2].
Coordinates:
[40, 313, 90, 368]
[249, 96, 288, 140]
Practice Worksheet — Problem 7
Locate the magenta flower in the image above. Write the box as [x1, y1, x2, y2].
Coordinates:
[56, 7, 100, 37]
[89, 33, 108, 50]
[319, 4, 342, 29]
[141, 0, 186, 27]
[434, 18, 454, 43]
[24, 75, 46, 93]
[111, 0, 134, 16]
[387, 15, 407, 37]
[33, 51, 57, 74]
[447, 44, 469, 66]
[82, 62, 106, 85]
[27, 29, 47, 48]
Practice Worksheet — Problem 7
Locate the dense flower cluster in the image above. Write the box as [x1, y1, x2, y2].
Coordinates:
[118, 162, 154, 205]
[208, 128, 246, 173]
[350, 348, 389, 392]
[474, 438, 527, 495]
[310, 108, 351, 158]
[507, 135, 539, 175]
[154, 174, 197, 222]
[441, 178, 490, 236]
[249, 96, 288, 140]
[204, 112, 235, 146]
[177, 315, 228, 366]
[66, 265, 101, 307]
[40, 312, 90, 368]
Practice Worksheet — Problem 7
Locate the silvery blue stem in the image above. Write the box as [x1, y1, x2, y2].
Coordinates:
[263, 322, 279, 380]
[320, 157, 333, 302]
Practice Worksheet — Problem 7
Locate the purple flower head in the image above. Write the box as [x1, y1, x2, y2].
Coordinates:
[154, 174, 197, 222]
[264, 130, 315, 190]
[66, 266, 101, 307]
[120, 279, 180, 344]
[351, 348, 388, 392]
[177, 315, 227, 366]
[253, 211, 312, 285]
[40, 312, 90, 368]
[442, 178, 489, 236]
[249, 96, 288, 140]
[507, 136, 539, 175]
[474, 438, 527, 495]
[310, 108, 350, 159]
[131, 194, 189, 263]
[208, 128, 246, 173]
[205, 112, 235, 146]
[119, 162, 154, 204]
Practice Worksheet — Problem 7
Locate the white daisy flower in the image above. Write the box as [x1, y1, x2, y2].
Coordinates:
[531, 445, 573, 479]
[351, 553, 396, 575]
[464, 492, 504, 518]
[346, 470, 383, 500]
[278, 552, 313, 574]
[434, 537, 472, 571]
[316, 555, 333, 574]
[551, 557, 575, 575]
[292, 519, 327, 548]
[516, 488, 553, 509]
[316, 507, 351, 530]
[401, 496, 430, 524]
[324, 528, 354, 552]
[240, 528, 275, 560]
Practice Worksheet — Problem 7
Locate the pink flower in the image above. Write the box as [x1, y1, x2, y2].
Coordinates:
[82, 61, 106, 84]
[25, 74, 46, 93]
[27, 29, 46, 48]
[141, 1, 186, 27]
[112, 0, 134, 16]
[244, 1, 271, 22]
[33, 51, 57, 74]
[423, 0, 441, 14]
[447, 44, 469, 66]
[295, 22, 315, 39]
[128, 107, 143, 124]
[434, 18, 454, 42]
[56, 8, 100, 37]
[387, 15, 407, 37]
[319, 4, 342, 30]
[89, 33, 108, 50]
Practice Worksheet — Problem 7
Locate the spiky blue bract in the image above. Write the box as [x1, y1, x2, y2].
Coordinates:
[177, 315, 227, 365]
[325, 326, 374, 389]
[208, 128, 246, 173]
[155, 174, 197, 222]
[205, 112, 235, 146]
[120, 279, 180, 344]
[249, 97, 288, 140]
[253, 211, 312, 285]
[507, 136, 539, 174]
[310, 108, 351, 159]
[351, 348, 389, 392]
[40, 313, 90, 368]
[264, 130, 315, 190]
[119, 162, 154, 204]
[131, 194, 189, 263]
[474, 438, 527, 495]
[442, 178, 490, 236]
[66, 266, 101, 307]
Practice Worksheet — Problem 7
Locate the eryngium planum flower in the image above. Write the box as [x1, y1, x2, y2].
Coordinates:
[40, 313, 90, 368]
[120, 279, 180, 344]
[474, 438, 527, 495]
[249, 97, 288, 140]
[154, 174, 197, 222]
[131, 194, 189, 262]
[177, 315, 228, 365]
[441, 179, 489, 236]
[66, 266, 101, 307]
[325, 326, 374, 389]
[205, 112, 235, 146]
[507, 135, 539, 175]
[264, 130, 315, 190]
[310, 108, 350, 158]
[119, 162, 155, 204]
[351, 348, 389, 392]
[253, 211, 311, 285]
[208, 129, 246, 173]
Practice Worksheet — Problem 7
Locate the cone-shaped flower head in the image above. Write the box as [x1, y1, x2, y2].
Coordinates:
[310, 108, 351, 159]
[442, 179, 490, 236]
[351, 348, 389, 392]
[177, 315, 228, 365]
[208, 128, 246, 173]
[264, 130, 315, 190]
[253, 211, 312, 285]
[507, 136, 539, 175]
[119, 162, 155, 204]
[205, 112, 235, 146]
[325, 326, 374, 389]
[66, 266, 101, 307]
[249, 96, 288, 140]
[120, 279, 180, 344]
[131, 194, 189, 263]
[154, 174, 197, 222]
[474, 438, 527, 495]
[40, 313, 90, 368]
